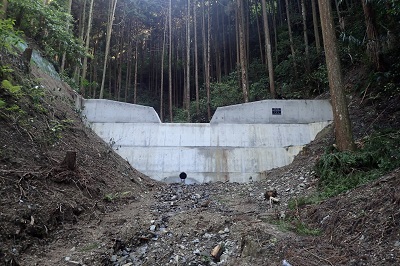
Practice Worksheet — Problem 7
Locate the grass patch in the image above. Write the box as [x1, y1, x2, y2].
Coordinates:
[272, 218, 321, 236]
[104, 191, 133, 202]
[79, 242, 99, 252]
[315, 130, 400, 198]
[293, 220, 321, 236]
[288, 195, 322, 210]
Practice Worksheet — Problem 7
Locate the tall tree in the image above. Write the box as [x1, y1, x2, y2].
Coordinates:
[168, 0, 173, 121]
[261, 0, 276, 98]
[301, 0, 310, 73]
[361, 0, 384, 71]
[80, 0, 94, 96]
[311, 0, 321, 52]
[99, 0, 118, 99]
[160, 12, 167, 121]
[256, 2, 264, 64]
[60, 0, 73, 74]
[185, 0, 191, 121]
[285, 0, 298, 78]
[202, 0, 211, 120]
[1, 0, 8, 19]
[318, 0, 355, 151]
[237, 0, 249, 102]
[193, 1, 199, 116]
[134, 40, 139, 104]
[206, 2, 211, 119]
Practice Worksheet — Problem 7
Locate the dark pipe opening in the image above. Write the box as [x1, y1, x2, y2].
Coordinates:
[179, 172, 187, 180]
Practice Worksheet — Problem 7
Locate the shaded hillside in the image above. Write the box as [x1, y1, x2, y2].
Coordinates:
[0, 55, 157, 264]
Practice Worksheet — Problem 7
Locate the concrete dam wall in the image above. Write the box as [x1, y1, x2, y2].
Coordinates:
[81, 99, 333, 183]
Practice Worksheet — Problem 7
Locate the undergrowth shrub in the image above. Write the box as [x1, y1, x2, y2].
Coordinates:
[315, 130, 400, 198]
[2, 79, 23, 97]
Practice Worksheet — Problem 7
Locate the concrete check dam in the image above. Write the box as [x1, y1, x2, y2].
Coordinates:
[78, 99, 333, 184]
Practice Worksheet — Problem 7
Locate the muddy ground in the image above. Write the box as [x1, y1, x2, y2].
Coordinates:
[0, 58, 399, 266]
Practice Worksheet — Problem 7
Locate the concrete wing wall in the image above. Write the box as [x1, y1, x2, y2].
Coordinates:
[82, 99, 161, 123]
[211, 99, 333, 124]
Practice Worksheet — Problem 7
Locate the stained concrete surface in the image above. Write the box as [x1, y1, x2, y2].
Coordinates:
[80, 99, 333, 183]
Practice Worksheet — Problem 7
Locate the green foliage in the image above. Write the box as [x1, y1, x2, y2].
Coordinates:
[60, 73, 80, 92]
[0, 65, 10, 84]
[104, 193, 116, 202]
[8, 0, 85, 63]
[171, 106, 189, 123]
[0, 65, 14, 75]
[5, 103, 26, 120]
[288, 195, 321, 210]
[48, 118, 73, 142]
[24, 84, 47, 113]
[293, 220, 321, 236]
[1, 79, 23, 97]
[0, 18, 19, 51]
[272, 217, 321, 236]
[305, 64, 329, 95]
[315, 130, 400, 198]
[0, 71, 26, 121]
[210, 74, 242, 108]
[104, 191, 132, 202]
[365, 61, 400, 100]
[79, 243, 99, 252]
[249, 77, 270, 101]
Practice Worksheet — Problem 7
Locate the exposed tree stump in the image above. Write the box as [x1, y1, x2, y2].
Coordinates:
[61, 150, 77, 171]
[22, 47, 33, 73]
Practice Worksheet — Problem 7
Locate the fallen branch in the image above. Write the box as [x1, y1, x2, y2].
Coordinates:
[303, 248, 334, 266]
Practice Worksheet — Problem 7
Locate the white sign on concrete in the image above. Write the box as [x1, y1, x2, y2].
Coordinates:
[80, 99, 333, 183]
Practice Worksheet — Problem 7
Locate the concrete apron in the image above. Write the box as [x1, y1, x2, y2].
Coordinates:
[80, 99, 333, 184]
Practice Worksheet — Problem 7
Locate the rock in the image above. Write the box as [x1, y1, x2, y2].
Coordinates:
[150, 225, 156, 231]
[159, 227, 168, 234]
[67, 261, 81, 266]
[282, 259, 292, 266]
[203, 233, 213, 239]
[193, 249, 201, 255]
[320, 215, 330, 224]
[219, 253, 229, 263]
[110, 255, 117, 262]
[211, 244, 224, 261]
[394, 241, 400, 247]
[118, 255, 129, 264]
[122, 250, 129, 256]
